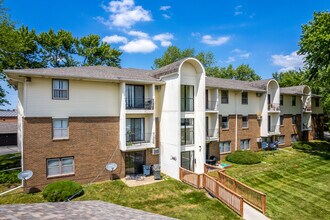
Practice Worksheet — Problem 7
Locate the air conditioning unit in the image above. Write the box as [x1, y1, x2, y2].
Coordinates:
[155, 85, 160, 90]
[151, 148, 160, 155]
[256, 138, 262, 143]
[256, 93, 262, 97]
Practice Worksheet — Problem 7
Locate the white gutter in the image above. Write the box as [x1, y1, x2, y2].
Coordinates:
[235, 92, 238, 150]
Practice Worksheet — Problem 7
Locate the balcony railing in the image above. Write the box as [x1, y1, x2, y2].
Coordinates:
[302, 123, 312, 131]
[206, 129, 219, 141]
[268, 125, 280, 134]
[206, 101, 217, 111]
[125, 98, 154, 110]
[268, 103, 280, 112]
[181, 98, 194, 112]
[126, 132, 154, 145]
[303, 105, 312, 112]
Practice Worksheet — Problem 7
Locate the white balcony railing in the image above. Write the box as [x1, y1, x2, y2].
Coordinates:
[268, 103, 280, 112]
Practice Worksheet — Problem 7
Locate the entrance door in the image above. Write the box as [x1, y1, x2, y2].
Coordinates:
[125, 151, 146, 175]
[181, 151, 194, 171]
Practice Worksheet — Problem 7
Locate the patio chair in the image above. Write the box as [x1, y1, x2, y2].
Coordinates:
[209, 156, 217, 166]
[261, 142, 268, 155]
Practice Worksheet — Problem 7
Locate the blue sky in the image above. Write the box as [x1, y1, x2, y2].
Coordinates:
[1, 0, 329, 109]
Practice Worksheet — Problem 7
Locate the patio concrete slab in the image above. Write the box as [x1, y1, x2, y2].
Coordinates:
[121, 175, 164, 187]
[0, 200, 175, 220]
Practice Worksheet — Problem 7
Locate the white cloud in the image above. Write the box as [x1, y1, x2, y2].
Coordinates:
[119, 39, 158, 53]
[99, 0, 152, 28]
[239, 53, 250, 58]
[162, 14, 171, 19]
[235, 5, 242, 16]
[271, 51, 305, 72]
[232, 49, 251, 59]
[191, 32, 201, 37]
[153, 33, 174, 47]
[127, 30, 149, 38]
[160, 6, 171, 11]
[201, 35, 230, 46]
[220, 56, 236, 63]
[102, 35, 128, 44]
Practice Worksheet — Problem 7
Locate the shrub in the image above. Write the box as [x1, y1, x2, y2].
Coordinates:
[0, 170, 20, 184]
[292, 141, 330, 152]
[43, 180, 83, 202]
[226, 151, 262, 165]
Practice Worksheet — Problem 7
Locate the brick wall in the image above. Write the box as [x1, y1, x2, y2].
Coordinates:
[23, 116, 124, 192]
[310, 114, 325, 140]
[145, 149, 159, 165]
[280, 114, 300, 147]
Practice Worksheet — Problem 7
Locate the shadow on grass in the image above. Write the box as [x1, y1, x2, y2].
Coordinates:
[292, 141, 330, 160]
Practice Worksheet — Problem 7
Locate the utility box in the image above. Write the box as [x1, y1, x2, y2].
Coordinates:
[143, 165, 151, 176]
[153, 164, 161, 180]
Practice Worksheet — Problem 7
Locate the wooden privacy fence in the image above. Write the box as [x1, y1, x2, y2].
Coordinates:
[179, 167, 244, 216]
[204, 174, 244, 216]
[218, 171, 266, 214]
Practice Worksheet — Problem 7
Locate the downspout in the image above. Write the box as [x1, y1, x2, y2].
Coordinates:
[235, 92, 238, 150]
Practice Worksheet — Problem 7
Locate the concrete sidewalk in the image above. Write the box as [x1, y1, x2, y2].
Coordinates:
[243, 203, 269, 220]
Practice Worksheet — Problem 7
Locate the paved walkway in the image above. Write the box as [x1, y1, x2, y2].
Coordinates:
[243, 203, 269, 220]
[0, 145, 19, 156]
[0, 201, 175, 220]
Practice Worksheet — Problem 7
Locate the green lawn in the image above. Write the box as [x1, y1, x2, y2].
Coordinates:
[0, 153, 21, 193]
[0, 178, 240, 220]
[223, 145, 330, 220]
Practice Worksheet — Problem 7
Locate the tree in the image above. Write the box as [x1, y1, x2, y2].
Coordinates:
[298, 11, 330, 114]
[272, 70, 305, 87]
[153, 46, 195, 69]
[217, 64, 261, 81]
[76, 34, 122, 67]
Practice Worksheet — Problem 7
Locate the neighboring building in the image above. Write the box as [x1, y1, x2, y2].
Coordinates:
[4, 58, 324, 191]
[0, 110, 18, 146]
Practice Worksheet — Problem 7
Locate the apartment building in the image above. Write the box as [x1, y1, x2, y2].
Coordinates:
[4, 58, 324, 191]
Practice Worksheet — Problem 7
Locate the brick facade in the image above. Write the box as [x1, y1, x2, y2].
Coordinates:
[279, 114, 300, 147]
[310, 114, 325, 140]
[23, 116, 125, 192]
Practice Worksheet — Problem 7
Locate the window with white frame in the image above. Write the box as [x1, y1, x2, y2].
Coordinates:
[291, 134, 298, 142]
[241, 92, 248, 104]
[220, 141, 231, 154]
[222, 116, 228, 129]
[53, 79, 69, 99]
[221, 90, 229, 104]
[242, 116, 248, 128]
[240, 139, 250, 150]
[47, 157, 74, 177]
[53, 119, 68, 139]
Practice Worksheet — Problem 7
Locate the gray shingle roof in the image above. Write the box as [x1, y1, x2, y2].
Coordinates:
[0, 122, 17, 134]
[5, 66, 162, 84]
[280, 85, 308, 95]
[206, 77, 266, 92]
[0, 110, 17, 117]
[152, 58, 187, 78]
[247, 79, 274, 90]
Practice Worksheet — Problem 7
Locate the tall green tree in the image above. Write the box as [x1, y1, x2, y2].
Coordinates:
[153, 46, 195, 69]
[272, 70, 305, 87]
[217, 64, 261, 81]
[298, 11, 330, 114]
[76, 34, 122, 67]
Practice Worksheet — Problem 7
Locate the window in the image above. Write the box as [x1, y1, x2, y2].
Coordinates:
[181, 118, 194, 145]
[315, 98, 320, 107]
[181, 85, 194, 111]
[240, 139, 250, 150]
[277, 135, 285, 144]
[53, 79, 69, 99]
[221, 90, 228, 104]
[291, 134, 298, 142]
[220, 141, 231, 154]
[292, 115, 296, 124]
[280, 95, 283, 106]
[47, 157, 74, 177]
[291, 96, 296, 106]
[126, 118, 145, 143]
[125, 85, 145, 109]
[222, 116, 228, 129]
[53, 119, 68, 139]
[241, 92, 248, 104]
[280, 115, 284, 126]
[242, 116, 248, 128]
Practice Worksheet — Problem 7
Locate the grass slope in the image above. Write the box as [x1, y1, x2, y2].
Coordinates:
[0, 178, 240, 220]
[225, 148, 330, 220]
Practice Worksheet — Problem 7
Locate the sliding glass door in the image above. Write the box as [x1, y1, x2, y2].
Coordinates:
[126, 118, 145, 143]
[125, 151, 146, 174]
[125, 85, 144, 109]
[181, 151, 194, 171]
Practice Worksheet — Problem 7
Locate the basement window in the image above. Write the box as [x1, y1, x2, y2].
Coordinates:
[220, 141, 231, 154]
[240, 139, 250, 150]
[47, 157, 74, 177]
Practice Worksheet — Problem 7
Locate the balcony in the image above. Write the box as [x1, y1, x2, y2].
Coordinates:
[125, 98, 154, 110]
[205, 101, 217, 112]
[206, 129, 219, 142]
[126, 132, 154, 150]
[303, 105, 312, 113]
[302, 123, 312, 131]
[268, 125, 280, 135]
[268, 103, 280, 113]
